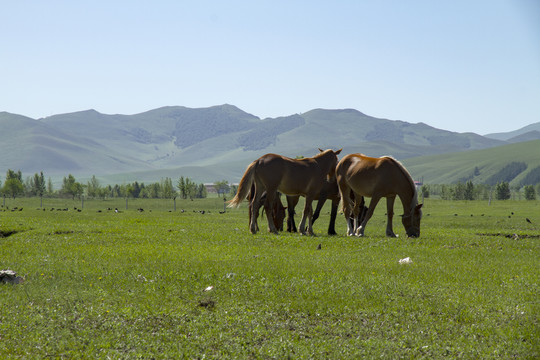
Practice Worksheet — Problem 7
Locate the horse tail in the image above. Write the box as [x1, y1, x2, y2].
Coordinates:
[228, 161, 257, 208]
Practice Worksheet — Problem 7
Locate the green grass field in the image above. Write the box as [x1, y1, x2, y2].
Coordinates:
[1, 197, 538, 359]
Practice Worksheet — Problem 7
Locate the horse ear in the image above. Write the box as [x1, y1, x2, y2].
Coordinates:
[416, 204, 423, 210]
[335, 148, 342, 155]
[318, 148, 324, 152]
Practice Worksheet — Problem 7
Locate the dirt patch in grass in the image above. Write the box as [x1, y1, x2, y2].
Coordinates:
[0, 230, 19, 238]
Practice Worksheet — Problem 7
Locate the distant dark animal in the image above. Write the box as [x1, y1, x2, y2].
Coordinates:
[336, 153, 422, 237]
[228, 148, 342, 235]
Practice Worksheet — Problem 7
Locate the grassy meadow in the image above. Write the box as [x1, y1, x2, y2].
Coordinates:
[0, 196, 538, 359]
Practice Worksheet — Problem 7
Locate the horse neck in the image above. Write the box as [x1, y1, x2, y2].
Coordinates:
[398, 184, 417, 215]
[388, 157, 417, 215]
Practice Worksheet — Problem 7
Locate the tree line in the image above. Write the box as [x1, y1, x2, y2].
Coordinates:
[1, 169, 537, 201]
[421, 181, 537, 201]
[0, 170, 236, 200]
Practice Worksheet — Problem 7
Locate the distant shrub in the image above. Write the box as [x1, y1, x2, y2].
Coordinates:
[496, 182, 511, 200]
[524, 185, 536, 200]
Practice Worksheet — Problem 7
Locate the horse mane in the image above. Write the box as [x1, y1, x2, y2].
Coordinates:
[382, 156, 418, 207]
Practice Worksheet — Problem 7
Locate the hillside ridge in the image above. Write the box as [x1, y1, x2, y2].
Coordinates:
[1, 105, 537, 184]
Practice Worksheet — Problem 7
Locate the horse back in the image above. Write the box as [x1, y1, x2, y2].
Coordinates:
[255, 154, 325, 195]
[338, 154, 403, 197]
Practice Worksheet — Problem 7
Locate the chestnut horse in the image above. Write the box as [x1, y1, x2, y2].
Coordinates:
[248, 186, 287, 232]
[336, 154, 422, 237]
[228, 148, 342, 235]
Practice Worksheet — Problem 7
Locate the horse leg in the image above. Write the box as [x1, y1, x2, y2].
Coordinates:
[356, 195, 381, 237]
[385, 195, 397, 237]
[358, 196, 368, 229]
[312, 189, 328, 224]
[250, 190, 263, 234]
[286, 196, 298, 232]
[264, 191, 279, 234]
[340, 186, 355, 236]
[299, 196, 314, 235]
[352, 192, 362, 234]
[327, 198, 339, 235]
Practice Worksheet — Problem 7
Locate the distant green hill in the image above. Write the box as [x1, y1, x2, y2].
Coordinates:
[403, 140, 540, 186]
[1, 105, 536, 185]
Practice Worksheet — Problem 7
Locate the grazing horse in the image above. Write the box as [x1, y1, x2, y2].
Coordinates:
[228, 148, 342, 235]
[248, 186, 287, 232]
[336, 154, 422, 237]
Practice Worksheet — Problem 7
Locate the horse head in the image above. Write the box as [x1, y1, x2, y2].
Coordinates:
[318, 148, 342, 180]
[402, 203, 423, 237]
[273, 200, 287, 232]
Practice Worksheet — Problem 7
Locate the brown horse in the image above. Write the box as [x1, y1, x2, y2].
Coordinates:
[228, 148, 342, 235]
[336, 154, 422, 237]
[248, 186, 287, 232]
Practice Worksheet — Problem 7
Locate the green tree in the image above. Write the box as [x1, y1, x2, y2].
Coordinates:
[464, 181, 475, 200]
[178, 177, 186, 199]
[452, 182, 466, 200]
[214, 180, 230, 197]
[62, 174, 84, 199]
[420, 185, 430, 199]
[132, 182, 142, 198]
[3, 178, 24, 199]
[87, 175, 102, 198]
[2, 169, 24, 199]
[161, 177, 176, 199]
[178, 177, 197, 199]
[34, 172, 46, 197]
[495, 182, 511, 200]
[185, 178, 197, 200]
[47, 177, 54, 195]
[196, 183, 208, 199]
[440, 185, 452, 200]
[146, 183, 160, 198]
[524, 185, 536, 200]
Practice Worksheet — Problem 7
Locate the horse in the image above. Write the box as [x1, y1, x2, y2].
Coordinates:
[228, 148, 342, 235]
[248, 186, 287, 232]
[336, 153, 422, 237]
[286, 178, 367, 235]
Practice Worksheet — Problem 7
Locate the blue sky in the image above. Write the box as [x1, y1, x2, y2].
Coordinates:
[2, 0, 539, 134]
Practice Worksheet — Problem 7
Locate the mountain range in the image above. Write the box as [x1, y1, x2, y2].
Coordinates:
[1, 105, 539, 185]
